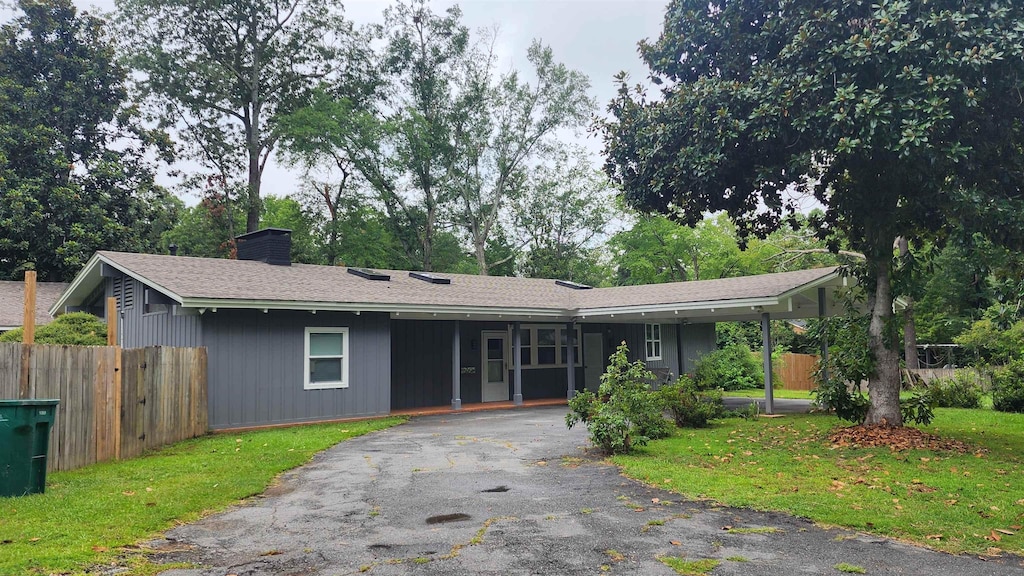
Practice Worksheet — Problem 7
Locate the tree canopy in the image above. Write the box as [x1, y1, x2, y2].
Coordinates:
[0, 0, 176, 281]
[118, 0, 361, 233]
[602, 0, 1024, 426]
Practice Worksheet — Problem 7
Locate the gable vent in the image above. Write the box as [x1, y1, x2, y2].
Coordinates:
[555, 280, 592, 290]
[409, 271, 451, 285]
[348, 267, 390, 281]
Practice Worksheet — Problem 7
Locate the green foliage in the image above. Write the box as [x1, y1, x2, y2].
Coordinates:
[566, 342, 669, 454]
[118, 0, 358, 232]
[162, 192, 244, 259]
[927, 372, 983, 409]
[0, 312, 107, 345]
[0, 0, 176, 281]
[991, 361, 1024, 414]
[259, 195, 318, 264]
[899, 390, 935, 426]
[656, 376, 725, 428]
[602, 0, 1024, 426]
[693, 344, 763, 391]
[955, 318, 1024, 366]
[811, 378, 869, 425]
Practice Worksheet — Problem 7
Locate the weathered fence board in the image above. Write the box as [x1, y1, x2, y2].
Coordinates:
[777, 353, 819, 391]
[0, 342, 207, 472]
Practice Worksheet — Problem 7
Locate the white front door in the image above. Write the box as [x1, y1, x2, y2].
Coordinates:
[482, 332, 509, 402]
[584, 332, 604, 393]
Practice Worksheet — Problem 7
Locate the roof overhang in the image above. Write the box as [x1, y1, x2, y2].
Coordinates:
[50, 253, 186, 316]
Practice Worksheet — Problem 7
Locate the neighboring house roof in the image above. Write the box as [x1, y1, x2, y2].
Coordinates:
[0, 280, 69, 330]
[52, 251, 852, 323]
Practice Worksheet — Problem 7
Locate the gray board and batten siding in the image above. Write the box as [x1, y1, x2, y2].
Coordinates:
[106, 274, 202, 348]
[202, 309, 391, 430]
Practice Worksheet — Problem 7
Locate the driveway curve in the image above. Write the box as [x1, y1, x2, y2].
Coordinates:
[155, 407, 1023, 575]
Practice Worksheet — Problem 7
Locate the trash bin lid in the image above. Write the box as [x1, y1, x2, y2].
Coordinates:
[0, 399, 60, 406]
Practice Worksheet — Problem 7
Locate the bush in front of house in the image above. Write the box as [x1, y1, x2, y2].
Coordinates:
[693, 343, 763, 390]
[991, 361, 1024, 413]
[566, 342, 670, 454]
[0, 312, 107, 346]
[657, 375, 726, 428]
[927, 371, 983, 409]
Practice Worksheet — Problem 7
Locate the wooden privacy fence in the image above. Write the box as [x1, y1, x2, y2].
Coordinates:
[0, 343, 207, 472]
[776, 352, 819, 391]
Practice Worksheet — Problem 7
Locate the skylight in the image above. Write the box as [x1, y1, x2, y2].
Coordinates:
[409, 271, 451, 285]
[347, 268, 390, 281]
[555, 280, 592, 290]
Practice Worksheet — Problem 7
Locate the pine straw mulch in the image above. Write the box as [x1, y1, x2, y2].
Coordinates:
[828, 425, 984, 454]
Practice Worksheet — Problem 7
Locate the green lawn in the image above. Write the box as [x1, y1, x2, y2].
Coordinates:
[0, 417, 406, 575]
[614, 409, 1024, 555]
[722, 388, 814, 400]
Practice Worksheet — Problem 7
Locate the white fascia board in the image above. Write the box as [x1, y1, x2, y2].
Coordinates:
[178, 298, 568, 318]
[576, 296, 780, 318]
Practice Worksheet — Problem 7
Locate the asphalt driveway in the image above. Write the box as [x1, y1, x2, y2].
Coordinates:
[154, 407, 1022, 575]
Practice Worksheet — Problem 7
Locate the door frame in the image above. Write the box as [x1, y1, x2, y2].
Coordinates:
[481, 331, 509, 402]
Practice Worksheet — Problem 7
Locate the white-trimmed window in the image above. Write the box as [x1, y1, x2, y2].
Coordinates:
[512, 325, 581, 368]
[645, 323, 662, 361]
[305, 327, 349, 389]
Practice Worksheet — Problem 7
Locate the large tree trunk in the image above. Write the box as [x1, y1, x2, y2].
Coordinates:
[864, 253, 903, 426]
[897, 237, 919, 370]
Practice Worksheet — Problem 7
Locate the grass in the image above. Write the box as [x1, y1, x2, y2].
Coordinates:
[614, 408, 1024, 555]
[0, 417, 406, 575]
[659, 557, 720, 574]
[835, 563, 867, 573]
[723, 388, 814, 399]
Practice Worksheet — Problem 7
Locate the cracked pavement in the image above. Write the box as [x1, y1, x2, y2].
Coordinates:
[152, 407, 1024, 575]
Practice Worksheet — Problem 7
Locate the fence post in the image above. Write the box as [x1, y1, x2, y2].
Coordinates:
[106, 297, 122, 459]
[18, 271, 37, 398]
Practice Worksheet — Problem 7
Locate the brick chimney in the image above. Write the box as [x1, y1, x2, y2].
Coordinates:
[235, 228, 292, 266]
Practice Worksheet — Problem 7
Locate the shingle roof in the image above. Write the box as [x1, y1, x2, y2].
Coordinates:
[89, 251, 836, 314]
[573, 267, 838, 310]
[0, 281, 68, 329]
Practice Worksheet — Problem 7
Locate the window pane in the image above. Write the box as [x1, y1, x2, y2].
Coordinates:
[487, 337, 503, 360]
[654, 342, 661, 358]
[645, 324, 652, 339]
[537, 328, 556, 346]
[560, 346, 568, 363]
[538, 347, 556, 365]
[487, 360, 503, 381]
[653, 324, 661, 339]
[310, 332, 343, 356]
[310, 358, 342, 383]
[520, 329, 531, 346]
[646, 341, 654, 358]
[520, 347, 531, 366]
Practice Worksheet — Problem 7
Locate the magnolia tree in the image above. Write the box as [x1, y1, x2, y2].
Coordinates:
[602, 0, 1024, 426]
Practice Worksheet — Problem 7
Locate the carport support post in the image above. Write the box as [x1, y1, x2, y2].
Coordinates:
[818, 287, 830, 383]
[761, 312, 774, 415]
[566, 321, 576, 400]
[513, 322, 523, 405]
[452, 320, 462, 410]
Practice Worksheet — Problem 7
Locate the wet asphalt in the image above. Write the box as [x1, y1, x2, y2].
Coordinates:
[152, 407, 1023, 575]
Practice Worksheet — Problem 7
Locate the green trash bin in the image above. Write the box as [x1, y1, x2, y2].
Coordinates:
[0, 399, 60, 498]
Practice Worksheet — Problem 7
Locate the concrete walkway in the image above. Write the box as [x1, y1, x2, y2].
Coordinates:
[153, 407, 1022, 575]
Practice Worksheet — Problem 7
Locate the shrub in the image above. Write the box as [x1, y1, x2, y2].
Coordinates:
[657, 376, 726, 428]
[812, 377, 869, 424]
[0, 312, 107, 346]
[991, 361, 1024, 413]
[693, 343, 763, 390]
[566, 342, 669, 454]
[927, 371, 983, 409]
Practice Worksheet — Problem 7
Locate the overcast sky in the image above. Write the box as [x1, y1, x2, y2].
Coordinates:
[67, 0, 669, 199]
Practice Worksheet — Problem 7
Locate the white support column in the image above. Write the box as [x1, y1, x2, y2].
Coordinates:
[818, 287, 830, 384]
[452, 320, 462, 410]
[566, 321, 576, 400]
[761, 312, 774, 415]
[513, 322, 523, 405]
